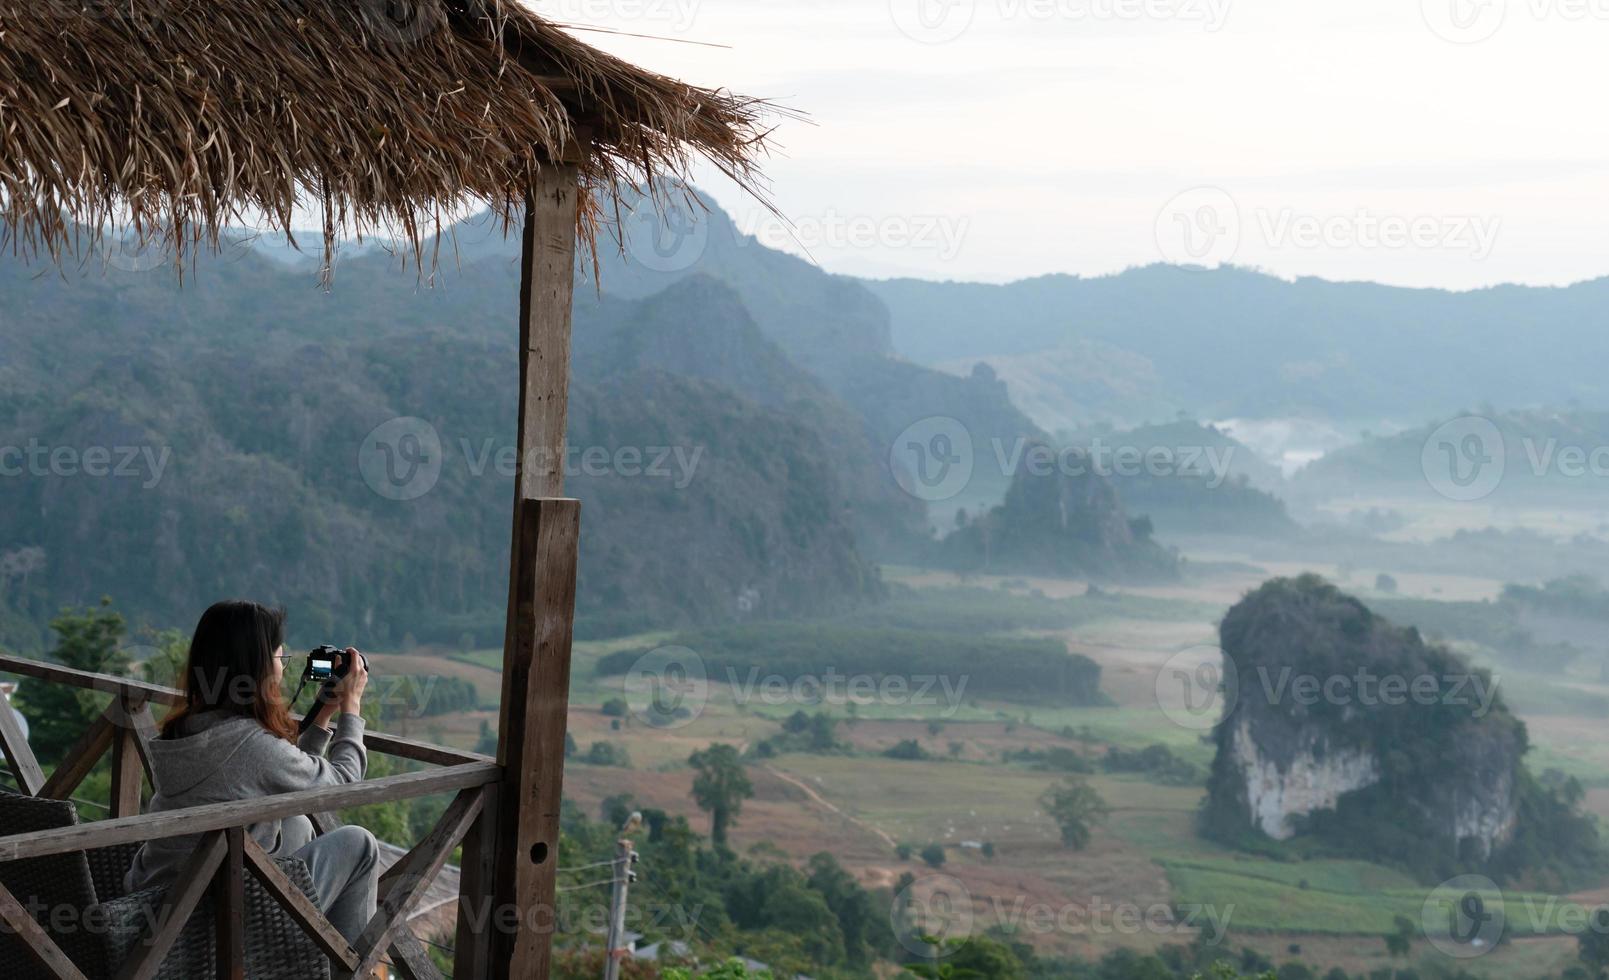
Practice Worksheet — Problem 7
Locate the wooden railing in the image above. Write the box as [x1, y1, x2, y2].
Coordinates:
[0, 652, 503, 979]
[0, 491, 580, 980]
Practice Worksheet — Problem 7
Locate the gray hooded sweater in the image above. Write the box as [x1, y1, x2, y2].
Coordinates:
[124, 709, 367, 894]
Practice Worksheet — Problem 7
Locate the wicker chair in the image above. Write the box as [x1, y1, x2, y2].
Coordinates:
[0, 790, 331, 979]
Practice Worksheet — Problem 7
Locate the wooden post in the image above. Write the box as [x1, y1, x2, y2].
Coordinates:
[109, 694, 145, 818]
[0, 691, 43, 795]
[509, 166, 578, 504]
[490, 497, 580, 975]
[214, 827, 245, 980]
[602, 838, 635, 980]
[476, 164, 582, 978]
[452, 781, 498, 977]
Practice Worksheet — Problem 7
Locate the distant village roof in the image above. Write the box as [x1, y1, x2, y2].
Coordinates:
[0, 0, 782, 270]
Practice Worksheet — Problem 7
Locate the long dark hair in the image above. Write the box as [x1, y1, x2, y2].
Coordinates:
[161, 600, 297, 741]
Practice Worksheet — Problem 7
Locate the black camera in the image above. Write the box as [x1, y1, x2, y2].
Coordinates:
[304, 644, 363, 682]
[295, 645, 368, 733]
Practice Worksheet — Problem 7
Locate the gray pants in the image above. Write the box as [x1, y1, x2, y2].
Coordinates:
[287, 825, 379, 943]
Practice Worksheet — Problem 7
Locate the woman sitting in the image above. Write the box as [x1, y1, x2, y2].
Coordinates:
[125, 599, 377, 944]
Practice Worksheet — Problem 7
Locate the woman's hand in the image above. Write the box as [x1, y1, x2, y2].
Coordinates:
[334, 647, 369, 715]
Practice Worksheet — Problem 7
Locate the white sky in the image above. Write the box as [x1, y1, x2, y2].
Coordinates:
[539, 0, 1609, 288]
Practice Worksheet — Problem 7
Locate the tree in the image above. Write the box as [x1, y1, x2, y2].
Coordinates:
[137, 627, 189, 688]
[903, 935, 1025, 980]
[885, 739, 929, 760]
[16, 600, 129, 762]
[600, 793, 637, 828]
[1385, 913, 1414, 957]
[808, 852, 886, 968]
[1579, 906, 1609, 978]
[585, 742, 631, 767]
[1038, 777, 1108, 850]
[920, 843, 946, 868]
[689, 743, 753, 847]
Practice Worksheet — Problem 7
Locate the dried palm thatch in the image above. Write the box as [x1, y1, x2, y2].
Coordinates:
[0, 0, 783, 275]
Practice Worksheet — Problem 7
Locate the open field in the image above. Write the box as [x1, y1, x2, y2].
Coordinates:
[363, 542, 1609, 977]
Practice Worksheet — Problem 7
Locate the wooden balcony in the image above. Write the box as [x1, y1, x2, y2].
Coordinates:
[0, 499, 580, 980]
[0, 650, 489, 979]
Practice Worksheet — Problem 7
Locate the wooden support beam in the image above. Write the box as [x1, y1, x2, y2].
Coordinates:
[510, 165, 578, 503]
[0, 762, 498, 862]
[124, 699, 159, 783]
[0, 655, 491, 767]
[452, 782, 498, 979]
[376, 787, 484, 899]
[241, 836, 360, 972]
[308, 810, 342, 836]
[360, 731, 492, 768]
[490, 497, 580, 976]
[353, 788, 484, 977]
[114, 831, 227, 980]
[0, 692, 43, 795]
[38, 711, 115, 801]
[0, 656, 178, 706]
[486, 162, 581, 980]
[0, 878, 89, 979]
[214, 827, 245, 980]
[109, 697, 146, 818]
[387, 930, 443, 980]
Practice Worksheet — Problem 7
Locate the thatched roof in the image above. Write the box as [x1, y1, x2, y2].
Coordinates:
[0, 0, 780, 273]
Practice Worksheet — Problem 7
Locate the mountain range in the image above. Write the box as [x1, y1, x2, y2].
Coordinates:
[866, 265, 1609, 430]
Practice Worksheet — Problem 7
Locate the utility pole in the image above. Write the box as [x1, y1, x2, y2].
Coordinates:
[602, 836, 638, 980]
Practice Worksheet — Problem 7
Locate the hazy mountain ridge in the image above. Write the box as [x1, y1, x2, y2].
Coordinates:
[0, 243, 884, 648]
[573, 275, 926, 550]
[945, 443, 1181, 581]
[866, 265, 1609, 424]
